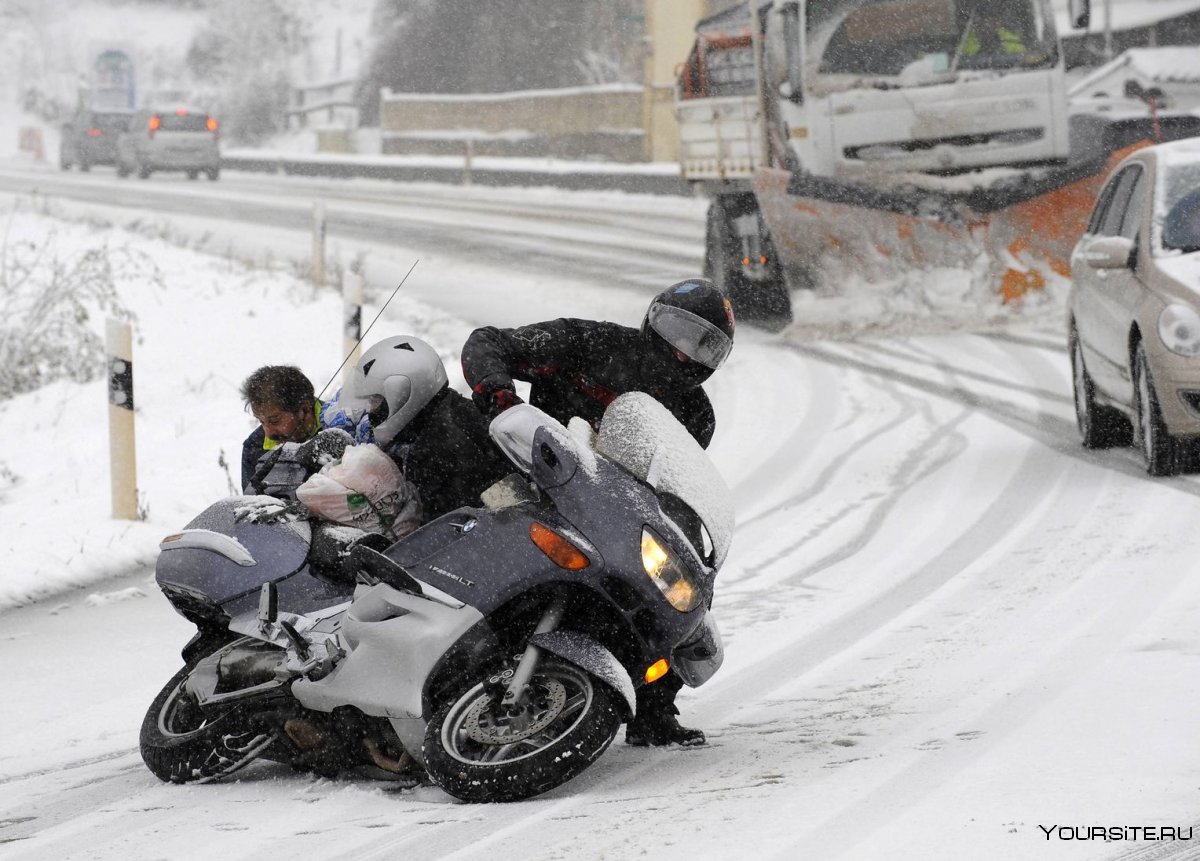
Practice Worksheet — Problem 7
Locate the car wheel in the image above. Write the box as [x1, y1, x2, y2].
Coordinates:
[137, 159, 151, 179]
[207, 167, 220, 181]
[79, 160, 91, 172]
[59, 153, 71, 170]
[1133, 341, 1180, 476]
[116, 162, 130, 178]
[187, 170, 198, 180]
[1070, 327, 1131, 449]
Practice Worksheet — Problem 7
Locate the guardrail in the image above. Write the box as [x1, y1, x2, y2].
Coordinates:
[220, 151, 694, 196]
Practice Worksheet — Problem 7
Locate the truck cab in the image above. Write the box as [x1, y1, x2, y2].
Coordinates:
[677, 0, 1070, 184]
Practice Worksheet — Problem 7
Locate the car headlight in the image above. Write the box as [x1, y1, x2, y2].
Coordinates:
[640, 527, 701, 612]
[1158, 304, 1200, 357]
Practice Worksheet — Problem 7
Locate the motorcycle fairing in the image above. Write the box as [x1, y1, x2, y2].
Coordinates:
[157, 497, 354, 617]
[291, 581, 484, 725]
[157, 497, 310, 604]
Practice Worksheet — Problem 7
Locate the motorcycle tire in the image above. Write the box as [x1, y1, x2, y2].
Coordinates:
[423, 657, 622, 803]
[140, 663, 276, 784]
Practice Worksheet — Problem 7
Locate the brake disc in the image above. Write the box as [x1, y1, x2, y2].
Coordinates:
[463, 679, 568, 744]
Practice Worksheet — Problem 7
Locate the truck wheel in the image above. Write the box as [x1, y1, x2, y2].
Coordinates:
[706, 197, 792, 328]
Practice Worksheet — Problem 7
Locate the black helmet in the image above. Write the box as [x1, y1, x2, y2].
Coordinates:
[641, 279, 735, 370]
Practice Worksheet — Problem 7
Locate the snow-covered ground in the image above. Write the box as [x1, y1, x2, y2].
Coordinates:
[3, 158, 1200, 861]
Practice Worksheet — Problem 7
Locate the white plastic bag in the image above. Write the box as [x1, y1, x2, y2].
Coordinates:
[297, 444, 421, 539]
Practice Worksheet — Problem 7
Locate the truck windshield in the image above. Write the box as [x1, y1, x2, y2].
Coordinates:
[813, 0, 1057, 82]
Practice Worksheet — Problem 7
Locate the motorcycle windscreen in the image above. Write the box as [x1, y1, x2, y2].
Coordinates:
[156, 496, 312, 605]
[595, 393, 734, 568]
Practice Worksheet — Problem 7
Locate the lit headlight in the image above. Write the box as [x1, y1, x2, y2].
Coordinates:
[1158, 304, 1200, 357]
[640, 527, 701, 612]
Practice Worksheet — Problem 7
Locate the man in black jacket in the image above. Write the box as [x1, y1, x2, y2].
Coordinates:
[324, 335, 512, 520]
[461, 278, 735, 747]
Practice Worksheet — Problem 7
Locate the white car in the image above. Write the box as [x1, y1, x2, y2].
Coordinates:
[116, 104, 221, 181]
[1068, 137, 1200, 475]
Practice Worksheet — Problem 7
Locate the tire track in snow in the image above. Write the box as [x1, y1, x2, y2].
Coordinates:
[790, 342, 1200, 499]
[736, 371, 920, 532]
[846, 338, 1072, 406]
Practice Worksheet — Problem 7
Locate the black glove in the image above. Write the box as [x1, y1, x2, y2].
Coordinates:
[296, 428, 354, 473]
[472, 375, 525, 420]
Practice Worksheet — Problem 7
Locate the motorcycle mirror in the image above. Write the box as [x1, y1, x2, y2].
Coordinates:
[257, 581, 278, 624]
[530, 427, 579, 489]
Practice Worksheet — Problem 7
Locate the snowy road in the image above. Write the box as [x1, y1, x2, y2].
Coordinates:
[4, 163, 1200, 860]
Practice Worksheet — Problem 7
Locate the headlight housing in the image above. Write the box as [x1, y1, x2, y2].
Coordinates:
[640, 527, 702, 612]
[1158, 304, 1200, 357]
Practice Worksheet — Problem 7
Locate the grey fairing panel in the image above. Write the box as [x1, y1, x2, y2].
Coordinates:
[291, 582, 483, 724]
[530, 629, 636, 717]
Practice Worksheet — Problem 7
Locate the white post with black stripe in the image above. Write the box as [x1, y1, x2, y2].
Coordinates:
[312, 202, 326, 287]
[343, 269, 364, 386]
[106, 318, 139, 520]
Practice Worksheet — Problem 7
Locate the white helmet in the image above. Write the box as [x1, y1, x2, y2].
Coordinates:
[339, 336, 449, 445]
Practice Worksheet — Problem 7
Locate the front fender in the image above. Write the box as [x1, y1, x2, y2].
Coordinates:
[530, 630, 636, 718]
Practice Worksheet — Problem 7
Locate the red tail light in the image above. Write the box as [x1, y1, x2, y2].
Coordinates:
[148, 115, 160, 138]
[206, 116, 218, 134]
[87, 127, 102, 138]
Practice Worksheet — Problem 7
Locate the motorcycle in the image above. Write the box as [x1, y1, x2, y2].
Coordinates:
[140, 392, 732, 802]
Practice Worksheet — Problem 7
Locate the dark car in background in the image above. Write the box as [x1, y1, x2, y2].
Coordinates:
[59, 107, 133, 171]
[116, 105, 221, 181]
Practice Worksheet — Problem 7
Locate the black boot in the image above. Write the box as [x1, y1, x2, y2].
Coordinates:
[625, 709, 706, 747]
[626, 675, 705, 746]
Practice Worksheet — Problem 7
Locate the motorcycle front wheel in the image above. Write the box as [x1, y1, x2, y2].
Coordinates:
[140, 664, 277, 784]
[423, 657, 622, 802]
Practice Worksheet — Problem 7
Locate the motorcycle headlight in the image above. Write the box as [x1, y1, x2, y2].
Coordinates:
[1158, 304, 1200, 357]
[640, 527, 701, 612]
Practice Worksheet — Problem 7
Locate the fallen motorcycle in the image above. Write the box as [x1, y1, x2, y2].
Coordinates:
[141, 392, 732, 801]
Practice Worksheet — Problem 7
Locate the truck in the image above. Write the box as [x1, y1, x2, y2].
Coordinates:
[676, 0, 1200, 324]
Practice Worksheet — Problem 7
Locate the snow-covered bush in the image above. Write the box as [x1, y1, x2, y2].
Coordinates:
[0, 208, 149, 401]
[186, 0, 308, 144]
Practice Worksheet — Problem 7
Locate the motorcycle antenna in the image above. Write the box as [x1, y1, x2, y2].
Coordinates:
[317, 259, 419, 400]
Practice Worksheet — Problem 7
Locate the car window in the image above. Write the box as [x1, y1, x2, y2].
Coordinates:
[1156, 156, 1200, 252]
[1118, 168, 1147, 240]
[1099, 166, 1140, 237]
[94, 113, 132, 133]
[1086, 177, 1118, 234]
[157, 112, 211, 132]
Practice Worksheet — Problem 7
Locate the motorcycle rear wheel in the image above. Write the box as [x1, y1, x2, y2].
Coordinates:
[423, 658, 621, 802]
[140, 664, 276, 784]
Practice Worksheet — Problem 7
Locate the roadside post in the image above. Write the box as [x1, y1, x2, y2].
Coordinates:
[312, 202, 326, 287]
[106, 318, 139, 520]
[343, 270, 364, 386]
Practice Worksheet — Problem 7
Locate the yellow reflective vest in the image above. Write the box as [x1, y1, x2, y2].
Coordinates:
[963, 26, 1026, 56]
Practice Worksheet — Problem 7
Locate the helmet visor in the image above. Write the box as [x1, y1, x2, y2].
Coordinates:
[648, 303, 733, 370]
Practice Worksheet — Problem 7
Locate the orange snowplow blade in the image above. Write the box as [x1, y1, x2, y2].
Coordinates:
[754, 143, 1150, 303]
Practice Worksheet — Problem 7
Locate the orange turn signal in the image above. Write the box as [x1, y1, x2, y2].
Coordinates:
[645, 659, 670, 684]
[529, 523, 589, 570]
